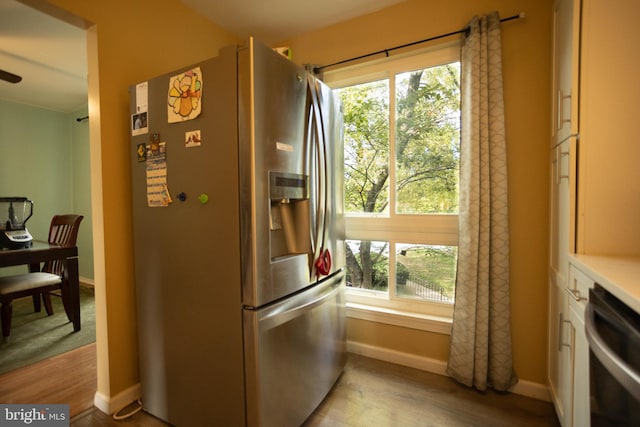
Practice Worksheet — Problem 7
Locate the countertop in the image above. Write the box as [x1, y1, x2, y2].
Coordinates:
[569, 254, 640, 314]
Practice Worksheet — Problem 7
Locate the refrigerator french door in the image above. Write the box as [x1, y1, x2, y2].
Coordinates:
[129, 38, 345, 427]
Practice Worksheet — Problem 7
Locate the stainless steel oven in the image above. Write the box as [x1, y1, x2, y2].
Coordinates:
[585, 284, 640, 426]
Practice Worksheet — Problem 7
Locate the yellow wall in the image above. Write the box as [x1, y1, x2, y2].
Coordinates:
[29, 0, 238, 400]
[285, 0, 553, 384]
[32, 0, 552, 401]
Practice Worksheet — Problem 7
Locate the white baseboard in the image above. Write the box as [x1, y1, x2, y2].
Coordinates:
[511, 378, 552, 402]
[347, 340, 551, 402]
[80, 277, 94, 287]
[347, 340, 449, 375]
[94, 383, 141, 415]
[90, 342, 549, 415]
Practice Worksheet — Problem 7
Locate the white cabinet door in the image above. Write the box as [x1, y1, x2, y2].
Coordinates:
[549, 2, 582, 425]
[568, 265, 593, 427]
[548, 277, 574, 427]
[548, 137, 578, 427]
[549, 138, 577, 288]
[551, 0, 580, 145]
[569, 302, 589, 426]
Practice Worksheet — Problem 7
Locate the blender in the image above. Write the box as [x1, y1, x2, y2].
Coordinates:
[0, 197, 34, 249]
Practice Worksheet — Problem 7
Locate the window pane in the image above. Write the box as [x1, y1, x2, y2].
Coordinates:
[395, 244, 456, 303]
[336, 81, 390, 214]
[345, 239, 389, 292]
[395, 63, 461, 214]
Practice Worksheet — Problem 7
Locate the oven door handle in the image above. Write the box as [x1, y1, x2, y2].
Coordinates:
[585, 301, 640, 398]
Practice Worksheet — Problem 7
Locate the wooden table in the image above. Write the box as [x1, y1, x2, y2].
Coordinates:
[0, 240, 81, 332]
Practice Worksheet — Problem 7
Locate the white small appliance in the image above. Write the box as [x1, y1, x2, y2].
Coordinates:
[0, 197, 34, 249]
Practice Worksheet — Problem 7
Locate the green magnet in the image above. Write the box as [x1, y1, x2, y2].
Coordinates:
[198, 193, 209, 204]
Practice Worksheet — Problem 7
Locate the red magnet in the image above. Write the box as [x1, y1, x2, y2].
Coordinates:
[315, 249, 332, 277]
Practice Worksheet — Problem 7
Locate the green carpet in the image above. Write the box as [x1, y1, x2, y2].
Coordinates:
[0, 286, 96, 375]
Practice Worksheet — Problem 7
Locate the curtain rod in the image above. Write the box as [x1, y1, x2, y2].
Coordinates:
[314, 12, 525, 74]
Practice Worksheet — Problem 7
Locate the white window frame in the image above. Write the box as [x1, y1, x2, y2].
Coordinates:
[324, 42, 460, 333]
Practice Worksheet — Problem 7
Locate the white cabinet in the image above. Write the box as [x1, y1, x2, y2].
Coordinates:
[549, 0, 640, 425]
[548, 276, 573, 427]
[548, 139, 576, 427]
[568, 264, 593, 427]
[548, 0, 580, 425]
[548, 256, 594, 427]
[548, 137, 577, 427]
[548, 137, 576, 427]
[549, 138, 577, 288]
[551, 0, 580, 145]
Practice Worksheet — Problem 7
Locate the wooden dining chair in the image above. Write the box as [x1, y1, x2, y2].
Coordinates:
[38, 215, 84, 315]
[0, 214, 83, 340]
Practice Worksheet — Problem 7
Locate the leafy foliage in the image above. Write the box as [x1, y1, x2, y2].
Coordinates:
[339, 80, 390, 213]
[337, 62, 461, 294]
[395, 65, 460, 214]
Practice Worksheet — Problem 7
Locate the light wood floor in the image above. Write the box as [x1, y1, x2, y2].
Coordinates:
[0, 342, 96, 417]
[1, 344, 560, 426]
[303, 355, 560, 427]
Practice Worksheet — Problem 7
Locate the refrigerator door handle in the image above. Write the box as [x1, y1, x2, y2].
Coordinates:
[307, 75, 331, 278]
[305, 98, 317, 256]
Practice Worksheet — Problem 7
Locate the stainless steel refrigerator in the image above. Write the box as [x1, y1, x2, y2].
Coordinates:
[129, 38, 346, 426]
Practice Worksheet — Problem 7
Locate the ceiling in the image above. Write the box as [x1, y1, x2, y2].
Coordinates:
[182, 0, 407, 44]
[0, 0, 406, 114]
[0, 0, 88, 114]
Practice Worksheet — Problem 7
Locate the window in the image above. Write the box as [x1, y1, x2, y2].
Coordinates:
[325, 43, 460, 323]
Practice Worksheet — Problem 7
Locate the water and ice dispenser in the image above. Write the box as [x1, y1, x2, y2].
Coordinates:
[0, 197, 34, 249]
[269, 172, 312, 269]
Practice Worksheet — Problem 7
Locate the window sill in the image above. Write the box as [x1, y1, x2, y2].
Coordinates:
[346, 302, 452, 335]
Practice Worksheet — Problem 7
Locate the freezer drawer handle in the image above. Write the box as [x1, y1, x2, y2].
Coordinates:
[259, 279, 342, 331]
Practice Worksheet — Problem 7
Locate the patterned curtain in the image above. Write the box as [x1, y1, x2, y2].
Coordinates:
[446, 12, 518, 391]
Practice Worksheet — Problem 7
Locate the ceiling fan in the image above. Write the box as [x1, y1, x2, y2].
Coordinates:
[0, 70, 22, 83]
